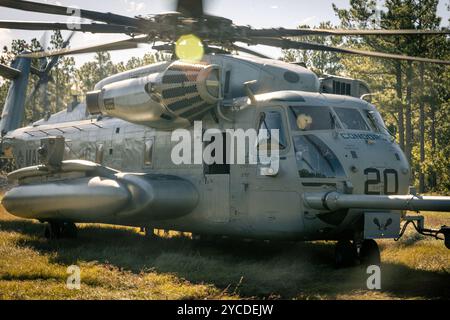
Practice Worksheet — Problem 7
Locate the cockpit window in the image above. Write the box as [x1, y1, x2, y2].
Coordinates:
[365, 109, 391, 136]
[293, 135, 345, 178]
[289, 106, 337, 131]
[334, 108, 370, 131]
[364, 110, 381, 132]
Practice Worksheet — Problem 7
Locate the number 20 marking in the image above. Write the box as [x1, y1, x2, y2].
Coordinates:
[364, 168, 399, 195]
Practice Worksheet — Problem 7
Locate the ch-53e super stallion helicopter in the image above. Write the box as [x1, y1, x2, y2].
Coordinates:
[0, 0, 450, 267]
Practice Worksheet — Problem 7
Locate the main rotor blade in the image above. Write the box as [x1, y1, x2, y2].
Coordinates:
[0, 20, 139, 34]
[177, 0, 204, 17]
[247, 28, 450, 38]
[230, 44, 271, 59]
[0, 0, 141, 27]
[19, 36, 150, 58]
[250, 37, 450, 65]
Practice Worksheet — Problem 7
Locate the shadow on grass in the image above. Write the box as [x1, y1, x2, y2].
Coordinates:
[1, 218, 449, 299]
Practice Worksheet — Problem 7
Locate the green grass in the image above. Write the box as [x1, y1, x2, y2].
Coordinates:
[0, 203, 449, 300]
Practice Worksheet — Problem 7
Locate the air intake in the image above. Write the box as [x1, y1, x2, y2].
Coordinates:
[152, 61, 222, 121]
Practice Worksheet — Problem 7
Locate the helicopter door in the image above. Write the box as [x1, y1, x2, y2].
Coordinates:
[248, 107, 302, 232]
[203, 132, 231, 223]
[255, 108, 291, 183]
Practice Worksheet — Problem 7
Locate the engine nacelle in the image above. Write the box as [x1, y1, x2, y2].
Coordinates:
[86, 61, 221, 129]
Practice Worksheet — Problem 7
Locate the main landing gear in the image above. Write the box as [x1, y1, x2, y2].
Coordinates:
[141, 227, 158, 240]
[44, 221, 78, 239]
[334, 239, 380, 268]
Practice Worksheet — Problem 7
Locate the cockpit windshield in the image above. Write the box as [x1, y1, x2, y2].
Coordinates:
[288, 105, 389, 136]
[289, 106, 337, 131]
[364, 109, 391, 136]
[293, 135, 345, 179]
[334, 107, 370, 131]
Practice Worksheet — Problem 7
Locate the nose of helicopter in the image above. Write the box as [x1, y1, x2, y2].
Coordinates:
[332, 132, 411, 196]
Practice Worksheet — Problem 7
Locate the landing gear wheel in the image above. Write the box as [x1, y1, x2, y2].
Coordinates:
[61, 222, 78, 239]
[44, 222, 77, 239]
[143, 227, 157, 240]
[44, 222, 59, 239]
[359, 239, 381, 266]
[335, 240, 357, 268]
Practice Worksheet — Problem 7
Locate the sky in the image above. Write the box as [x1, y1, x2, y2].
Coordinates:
[0, 0, 449, 66]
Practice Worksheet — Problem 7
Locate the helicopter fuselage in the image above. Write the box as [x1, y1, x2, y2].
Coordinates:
[3, 88, 410, 241]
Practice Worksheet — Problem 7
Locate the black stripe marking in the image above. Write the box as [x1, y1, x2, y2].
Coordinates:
[167, 95, 203, 112]
[162, 74, 189, 84]
[162, 85, 198, 99]
[178, 103, 212, 119]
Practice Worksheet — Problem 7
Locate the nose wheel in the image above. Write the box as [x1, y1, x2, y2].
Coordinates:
[335, 239, 380, 268]
[359, 239, 381, 266]
[335, 240, 357, 268]
[141, 227, 157, 240]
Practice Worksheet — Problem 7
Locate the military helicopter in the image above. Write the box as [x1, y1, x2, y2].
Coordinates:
[0, 0, 450, 267]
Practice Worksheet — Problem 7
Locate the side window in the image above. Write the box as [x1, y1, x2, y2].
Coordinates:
[365, 110, 381, 132]
[257, 110, 287, 150]
[144, 139, 154, 167]
[365, 110, 391, 136]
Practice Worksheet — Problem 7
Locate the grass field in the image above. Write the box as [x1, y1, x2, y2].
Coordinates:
[0, 202, 449, 300]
